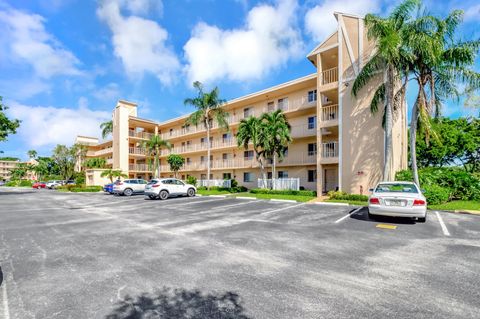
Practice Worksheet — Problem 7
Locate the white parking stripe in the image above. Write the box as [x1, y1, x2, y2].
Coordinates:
[261, 203, 306, 215]
[334, 207, 363, 223]
[435, 211, 451, 236]
[2, 278, 10, 319]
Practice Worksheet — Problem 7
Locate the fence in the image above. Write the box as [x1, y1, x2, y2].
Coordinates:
[257, 178, 300, 191]
[197, 179, 232, 188]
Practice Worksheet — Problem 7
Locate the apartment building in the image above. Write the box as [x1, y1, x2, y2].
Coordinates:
[0, 159, 38, 181]
[77, 12, 407, 195]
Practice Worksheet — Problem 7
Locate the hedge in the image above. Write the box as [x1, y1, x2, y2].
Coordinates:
[249, 188, 317, 196]
[328, 191, 368, 202]
[197, 186, 248, 193]
[57, 185, 103, 192]
[4, 180, 33, 187]
[422, 185, 450, 205]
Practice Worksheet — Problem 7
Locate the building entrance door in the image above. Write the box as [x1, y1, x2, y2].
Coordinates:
[324, 168, 338, 192]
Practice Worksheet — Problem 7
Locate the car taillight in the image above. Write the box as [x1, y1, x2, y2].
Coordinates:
[117, 182, 123, 185]
[369, 197, 380, 205]
[152, 184, 160, 187]
[413, 199, 426, 206]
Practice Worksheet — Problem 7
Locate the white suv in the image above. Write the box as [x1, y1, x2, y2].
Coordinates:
[113, 179, 148, 196]
[46, 180, 63, 189]
[144, 178, 196, 200]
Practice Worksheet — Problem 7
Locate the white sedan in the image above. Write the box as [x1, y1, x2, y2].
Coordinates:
[144, 178, 196, 200]
[368, 182, 427, 222]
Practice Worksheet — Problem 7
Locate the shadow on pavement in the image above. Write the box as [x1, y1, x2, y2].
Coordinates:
[350, 207, 417, 225]
[0, 190, 36, 195]
[105, 287, 251, 319]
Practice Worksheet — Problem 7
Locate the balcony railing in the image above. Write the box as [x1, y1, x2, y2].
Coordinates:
[129, 164, 150, 172]
[129, 131, 154, 140]
[290, 124, 316, 138]
[86, 147, 113, 157]
[321, 67, 338, 85]
[321, 104, 338, 121]
[129, 147, 147, 155]
[322, 141, 339, 158]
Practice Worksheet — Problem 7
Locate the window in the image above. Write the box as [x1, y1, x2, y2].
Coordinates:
[278, 98, 288, 110]
[201, 174, 206, 180]
[308, 143, 317, 156]
[169, 128, 173, 136]
[186, 158, 191, 164]
[267, 172, 272, 179]
[127, 180, 138, 184]
[222, 153, 229, 160]
[283, 147, 288, 157]
[174, 180, 185, 186]
[200, 156, 205, 163]
[138, 179, 147, 184]
[308, 170, 317, 182]
[222, 133, 231, 142]
[200, 137, 205, 144]
[244, 150, 254, 159]
[308, 90, 317, 103]
[267, 101, 275, 112]
[308, 116, 316, 129]
[181, 175, 185, 180]
[243, 172, 254, 182]
[223, 173, 232, 180]
[278, 171, 288, 178]
[243, 107, 252, 118]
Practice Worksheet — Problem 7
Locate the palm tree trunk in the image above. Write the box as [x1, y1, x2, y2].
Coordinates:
[156, 147, 161, 178]
[383, 66, 394, 181]
[206, 118, 211, 190]
[257, 153, 267, 189]
[272, 153, 276, 190]
[410, 102, 420, 187]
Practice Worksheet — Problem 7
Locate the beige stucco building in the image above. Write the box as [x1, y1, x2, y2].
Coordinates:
[0, 159, 38, 181]
[76, 12, 407, 195]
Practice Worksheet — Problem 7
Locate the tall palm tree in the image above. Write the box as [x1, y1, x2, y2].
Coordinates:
[404, 9, 480, 186]
[143, 134, 171, 178]
[100, 120, 113, 139]
[261, 110, 292, 189]
[237, 116, 268, 188]
[352, 0, 419, 181]
[101, 169, 127, 183]
[184, 81, 229, 187]
[27, 150, 37, 159]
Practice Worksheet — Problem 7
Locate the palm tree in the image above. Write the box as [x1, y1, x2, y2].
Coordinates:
[101, 169, 127, 183]
[143, 134, 171, 178]
[27, 150, 37, 159]
[352, 0, 419, 181]
[237, 116, 268, 188]
[184, 81, 229, 188]
[261, 110, 292, 189]
[100, 120, 113, 139]
[403, 9, 480, 186]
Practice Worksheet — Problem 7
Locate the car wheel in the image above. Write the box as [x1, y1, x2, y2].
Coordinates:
[417, 215, 427, 223]
[123, 188, 133, 196]
[187, 188, 195, 197]
[159, 190, 169, 200]
[148, 195, 156, 200]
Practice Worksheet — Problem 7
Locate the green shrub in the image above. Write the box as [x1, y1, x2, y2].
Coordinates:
[70, 186, 102, 192]
[328, 190, 368, 202]
[73, 171, 86, 185]
[423, 185, 451, 205]
[186, 176, 197, 186]
[230, 179, 238, 188]
[250, 188, 316, 196]
[19, 180, 33, 187]
[5, 180, 18, 186]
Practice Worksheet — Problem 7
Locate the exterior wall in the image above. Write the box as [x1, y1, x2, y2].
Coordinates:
[85, 169, 115, 186]
[0, 159, 38, 181]
[113, 101, 137, 173]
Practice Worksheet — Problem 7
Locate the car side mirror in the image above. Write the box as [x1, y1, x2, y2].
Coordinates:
[421, 189, 426, 193]
[368, 188, 374, 192]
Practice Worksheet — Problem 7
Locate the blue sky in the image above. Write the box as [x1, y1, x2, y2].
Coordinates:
[0, 0, 479, 160]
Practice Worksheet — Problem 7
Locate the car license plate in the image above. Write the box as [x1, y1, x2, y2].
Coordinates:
[146, 185, 151, 189]
[388, 200, 404, 207]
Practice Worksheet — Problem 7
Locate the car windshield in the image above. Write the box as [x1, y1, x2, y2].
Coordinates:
[147, 180, 159, 185]
[375, 183, 418, 193]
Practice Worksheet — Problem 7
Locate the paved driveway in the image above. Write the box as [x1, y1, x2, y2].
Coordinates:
[0, 188, 479, 318]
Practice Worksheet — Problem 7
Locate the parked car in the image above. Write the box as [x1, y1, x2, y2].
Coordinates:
[368, 182, 427, 222]
[113, 179, 148, 196]
[144, 178, 196, 200]
[65, 180, 76, 185]
[46, 180, 63, 189]
[103, 182, 116, 194]
[32, 181, 46, 189]
[0, 181, 5, 186]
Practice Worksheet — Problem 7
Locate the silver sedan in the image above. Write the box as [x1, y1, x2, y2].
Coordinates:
[368, 182, 427, 222]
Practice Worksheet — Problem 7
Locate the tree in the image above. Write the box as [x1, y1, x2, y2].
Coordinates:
[100, 120, 113, 139]
[404, 8, 480, 186]
[352, 0, 419, 181]
[101, 169, 127, 183]
[27, 150, 37, 159]
[143, 135, 171, 178]
[52, 144, 77, 180]
[236, 116, 268, 188]
[167, 154, 185, 178]
[9, 163, 34, 180]
[33, 157, 60, 180]
[261, 110, 292, 189]
[84, 157, 107, 169]
[184, 81, 229, 188]
[0, 96, 20, 142]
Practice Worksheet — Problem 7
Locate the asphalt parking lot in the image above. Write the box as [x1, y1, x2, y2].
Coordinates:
[0, 188, 479, 319]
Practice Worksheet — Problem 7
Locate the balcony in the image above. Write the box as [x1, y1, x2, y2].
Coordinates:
[320, 67, 338, 86]
[129, 164, 150, 172]
[86, 147, 113, 157]
[129, 147, 148, 156]
[160, 138, 237, 156]
[129, 131, 154, 140]
[320, 104, 338, 127]
[321, 141, 339, 164]
[290, 124, 316, 138]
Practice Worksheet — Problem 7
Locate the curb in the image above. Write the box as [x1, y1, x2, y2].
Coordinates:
[313, 202, 350, 206]
[235, 196, 256, 200]
[206, 195, 227, 198]
[453, 209, 480, 216]
[270, 199, 297, 203]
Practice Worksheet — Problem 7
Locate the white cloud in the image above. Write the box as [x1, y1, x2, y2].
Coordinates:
[305, 0, 381, 42]
[464, 3, 480, 21]
[7, 99, 110, 147]
[92, 82, 121, 102]
[97, 0, 180, 85]
[0, 7, 81, 78]
[183, 0, 304, 84]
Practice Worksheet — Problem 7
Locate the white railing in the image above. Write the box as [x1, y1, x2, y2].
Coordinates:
[321, 67, 338, 85]
[129, 131, 154, 140]
[96, 147, 113, 156]
[129, 164, 150, 172]
[322, 141, 338, 158]
[279, 154, 317, 165]
[321, 104, 338, 121]
[258, 178, 300, 191]
[129, 147, 147, 155]
[198, 179, 232, 188]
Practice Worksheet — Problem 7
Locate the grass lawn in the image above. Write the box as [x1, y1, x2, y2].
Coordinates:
[197, 189, 232, 196]
[230, 192, 315, 202]
[429, 200, 480, 212]
[325, 199, 368, 206]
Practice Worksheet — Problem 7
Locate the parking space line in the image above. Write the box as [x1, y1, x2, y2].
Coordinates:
[261, 203, 306, 215]
[435, 211, 451, 236]
[2, 277, 10, 319]
[334, 207, 363, 223]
